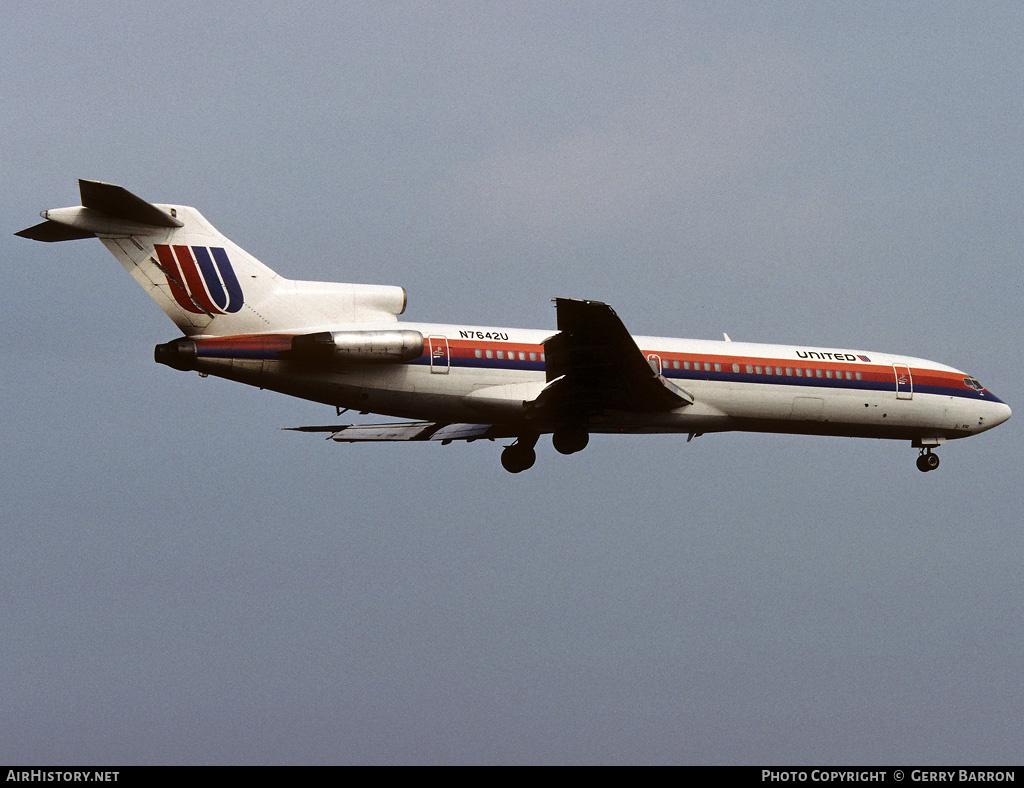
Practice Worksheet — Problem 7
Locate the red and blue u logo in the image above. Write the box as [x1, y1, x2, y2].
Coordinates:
[154, 244, 244, 315]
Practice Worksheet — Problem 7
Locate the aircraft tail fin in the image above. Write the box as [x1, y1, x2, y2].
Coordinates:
[17, 180, 407, 337]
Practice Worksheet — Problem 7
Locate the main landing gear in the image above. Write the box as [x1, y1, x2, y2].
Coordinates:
[500, 428, 591, 473]
[551, 426, 589, 455]
[916, 448, 940, 473]
[501, 433, 539, 474]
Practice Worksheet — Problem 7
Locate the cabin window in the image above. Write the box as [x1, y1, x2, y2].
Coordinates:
[683, 361, 691, 370]
[673, 360, 680, 369]
[815, 369, 822, 378]
[529, 352, 537, 361]
[714, 363, 721, 372]
[496, 350, 504, 359]
[485, 349, 493, 359]
[540, 353, 545, 362]
[733, 364, 740, 373]
[474, 349, 482, 358]
[855, 371, 862, 380]
[795, 368, 803, 377]
[825, 370, 833, 378]
[755, 365, 762, 374]
[785, 367, 793, 376]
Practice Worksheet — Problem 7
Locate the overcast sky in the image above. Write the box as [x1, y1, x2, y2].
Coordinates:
[2, 1, 1022, 765]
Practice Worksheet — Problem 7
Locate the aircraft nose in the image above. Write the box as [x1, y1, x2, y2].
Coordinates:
[976, 398, 1012, 433]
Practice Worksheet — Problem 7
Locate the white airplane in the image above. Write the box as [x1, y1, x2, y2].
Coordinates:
[18, 180, 1010, 473]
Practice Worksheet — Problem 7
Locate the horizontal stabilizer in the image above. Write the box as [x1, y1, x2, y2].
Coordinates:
[286, 421, 517, 443]
[16, 179, 182, 243]
[15, 221, 96, 242]
[79, 179, 182, 227]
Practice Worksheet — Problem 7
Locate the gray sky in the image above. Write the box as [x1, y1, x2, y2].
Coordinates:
[2, 1, 1021, 765]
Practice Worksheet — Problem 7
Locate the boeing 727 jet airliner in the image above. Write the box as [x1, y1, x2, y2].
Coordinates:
[18, 180, 1010, 473]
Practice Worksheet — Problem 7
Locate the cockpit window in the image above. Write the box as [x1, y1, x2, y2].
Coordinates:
[964, 377, 985, 391]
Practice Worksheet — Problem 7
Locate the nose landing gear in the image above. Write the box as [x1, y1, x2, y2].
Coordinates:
[916, 448, 940, 472]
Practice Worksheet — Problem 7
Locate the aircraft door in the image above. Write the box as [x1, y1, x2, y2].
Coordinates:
[893, 364, 913, 400]
[429, 335, 450, 374]
[647, 353, 662, 374]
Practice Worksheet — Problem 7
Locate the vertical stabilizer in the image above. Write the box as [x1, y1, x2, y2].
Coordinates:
[17, 180, 408, 337]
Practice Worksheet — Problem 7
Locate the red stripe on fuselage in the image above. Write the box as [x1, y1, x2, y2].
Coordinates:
[194, 334, 295, 353]
[440, 338, 978, 395]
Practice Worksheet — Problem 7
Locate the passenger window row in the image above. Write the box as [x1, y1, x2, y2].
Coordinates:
[471, 347, 864, 381]
[474, 348, 545, 362]
[660, 358, 863, 380]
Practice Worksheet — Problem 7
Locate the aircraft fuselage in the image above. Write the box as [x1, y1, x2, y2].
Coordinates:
[161, 319, 1010, 447]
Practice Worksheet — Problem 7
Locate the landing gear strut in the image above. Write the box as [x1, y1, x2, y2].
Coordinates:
[916, 448, 940, 472]
[501, 433, 539, 474]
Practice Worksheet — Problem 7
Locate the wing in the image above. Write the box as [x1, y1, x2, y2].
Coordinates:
[537, 298, 693, 416]
[286, 422, 518, 444]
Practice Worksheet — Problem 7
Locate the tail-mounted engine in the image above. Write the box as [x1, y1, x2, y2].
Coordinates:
[155, 330, 425, 372]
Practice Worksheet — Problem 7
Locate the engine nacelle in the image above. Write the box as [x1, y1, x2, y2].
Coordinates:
[290, 330, 424, 364]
